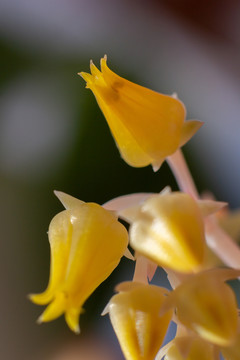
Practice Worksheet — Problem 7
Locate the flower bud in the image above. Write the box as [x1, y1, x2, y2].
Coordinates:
[162, 270, 239, 346]
[107, 282, 173, 360]
[30, 192, 128, 333]
[128, 192, 206, 273]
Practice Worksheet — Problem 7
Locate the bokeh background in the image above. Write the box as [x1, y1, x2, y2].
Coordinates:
[1, 0, 240, 358]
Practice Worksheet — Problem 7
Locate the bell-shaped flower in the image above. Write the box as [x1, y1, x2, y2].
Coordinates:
[103, 281, 173, 360]
[160, 269, 240, 347]
[30, 191, 129, 333]
[119, 191, 226, 273]
[79, 56, 203, 170]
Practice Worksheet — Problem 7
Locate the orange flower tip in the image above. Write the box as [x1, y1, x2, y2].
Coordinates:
[77, 71, 85, 78]
[101, 55, 108, 68]
[78, 71, 92, 84]
[90, 61, 101, 77]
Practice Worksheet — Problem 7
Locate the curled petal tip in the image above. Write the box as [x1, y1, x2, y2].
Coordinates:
[78, 71, 92, 83]
[101, 55, 107, 68]
[29, 291, 52, 305]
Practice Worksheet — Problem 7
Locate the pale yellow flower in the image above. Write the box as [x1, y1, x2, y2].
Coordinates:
[30, 192, 128, 333]
[80, 56, 202, 170]
[119, 192, 226, 273]
[161, 269, 240, 347]
[104, 281, 173, 360]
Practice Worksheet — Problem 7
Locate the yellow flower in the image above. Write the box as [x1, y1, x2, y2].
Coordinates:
[161, 269, 240, 347]
[79, 56, 203, 170]
[29, 191, 128, 333]
[119, 191, 226, 273]
[104, 281, 173, 360]
[120, 192, 210, 273]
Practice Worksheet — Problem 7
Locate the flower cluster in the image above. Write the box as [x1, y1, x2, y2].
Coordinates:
[30, 57, 240, 360]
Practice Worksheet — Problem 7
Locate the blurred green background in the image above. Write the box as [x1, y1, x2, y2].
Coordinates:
[1, 0, 240, 358]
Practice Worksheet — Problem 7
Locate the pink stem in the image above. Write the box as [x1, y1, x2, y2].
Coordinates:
[167, 149, 199, 199]
[132, 254, 148, 283]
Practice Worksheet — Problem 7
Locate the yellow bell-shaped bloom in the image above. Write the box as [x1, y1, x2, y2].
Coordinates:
[79, 56, 202, 170]
[30, 192, 128, 333]
[121, 192, 207, 273]
[106, 281, 173, 360]
[163, 336, 218, 360]
[161, 269, 239, 347]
